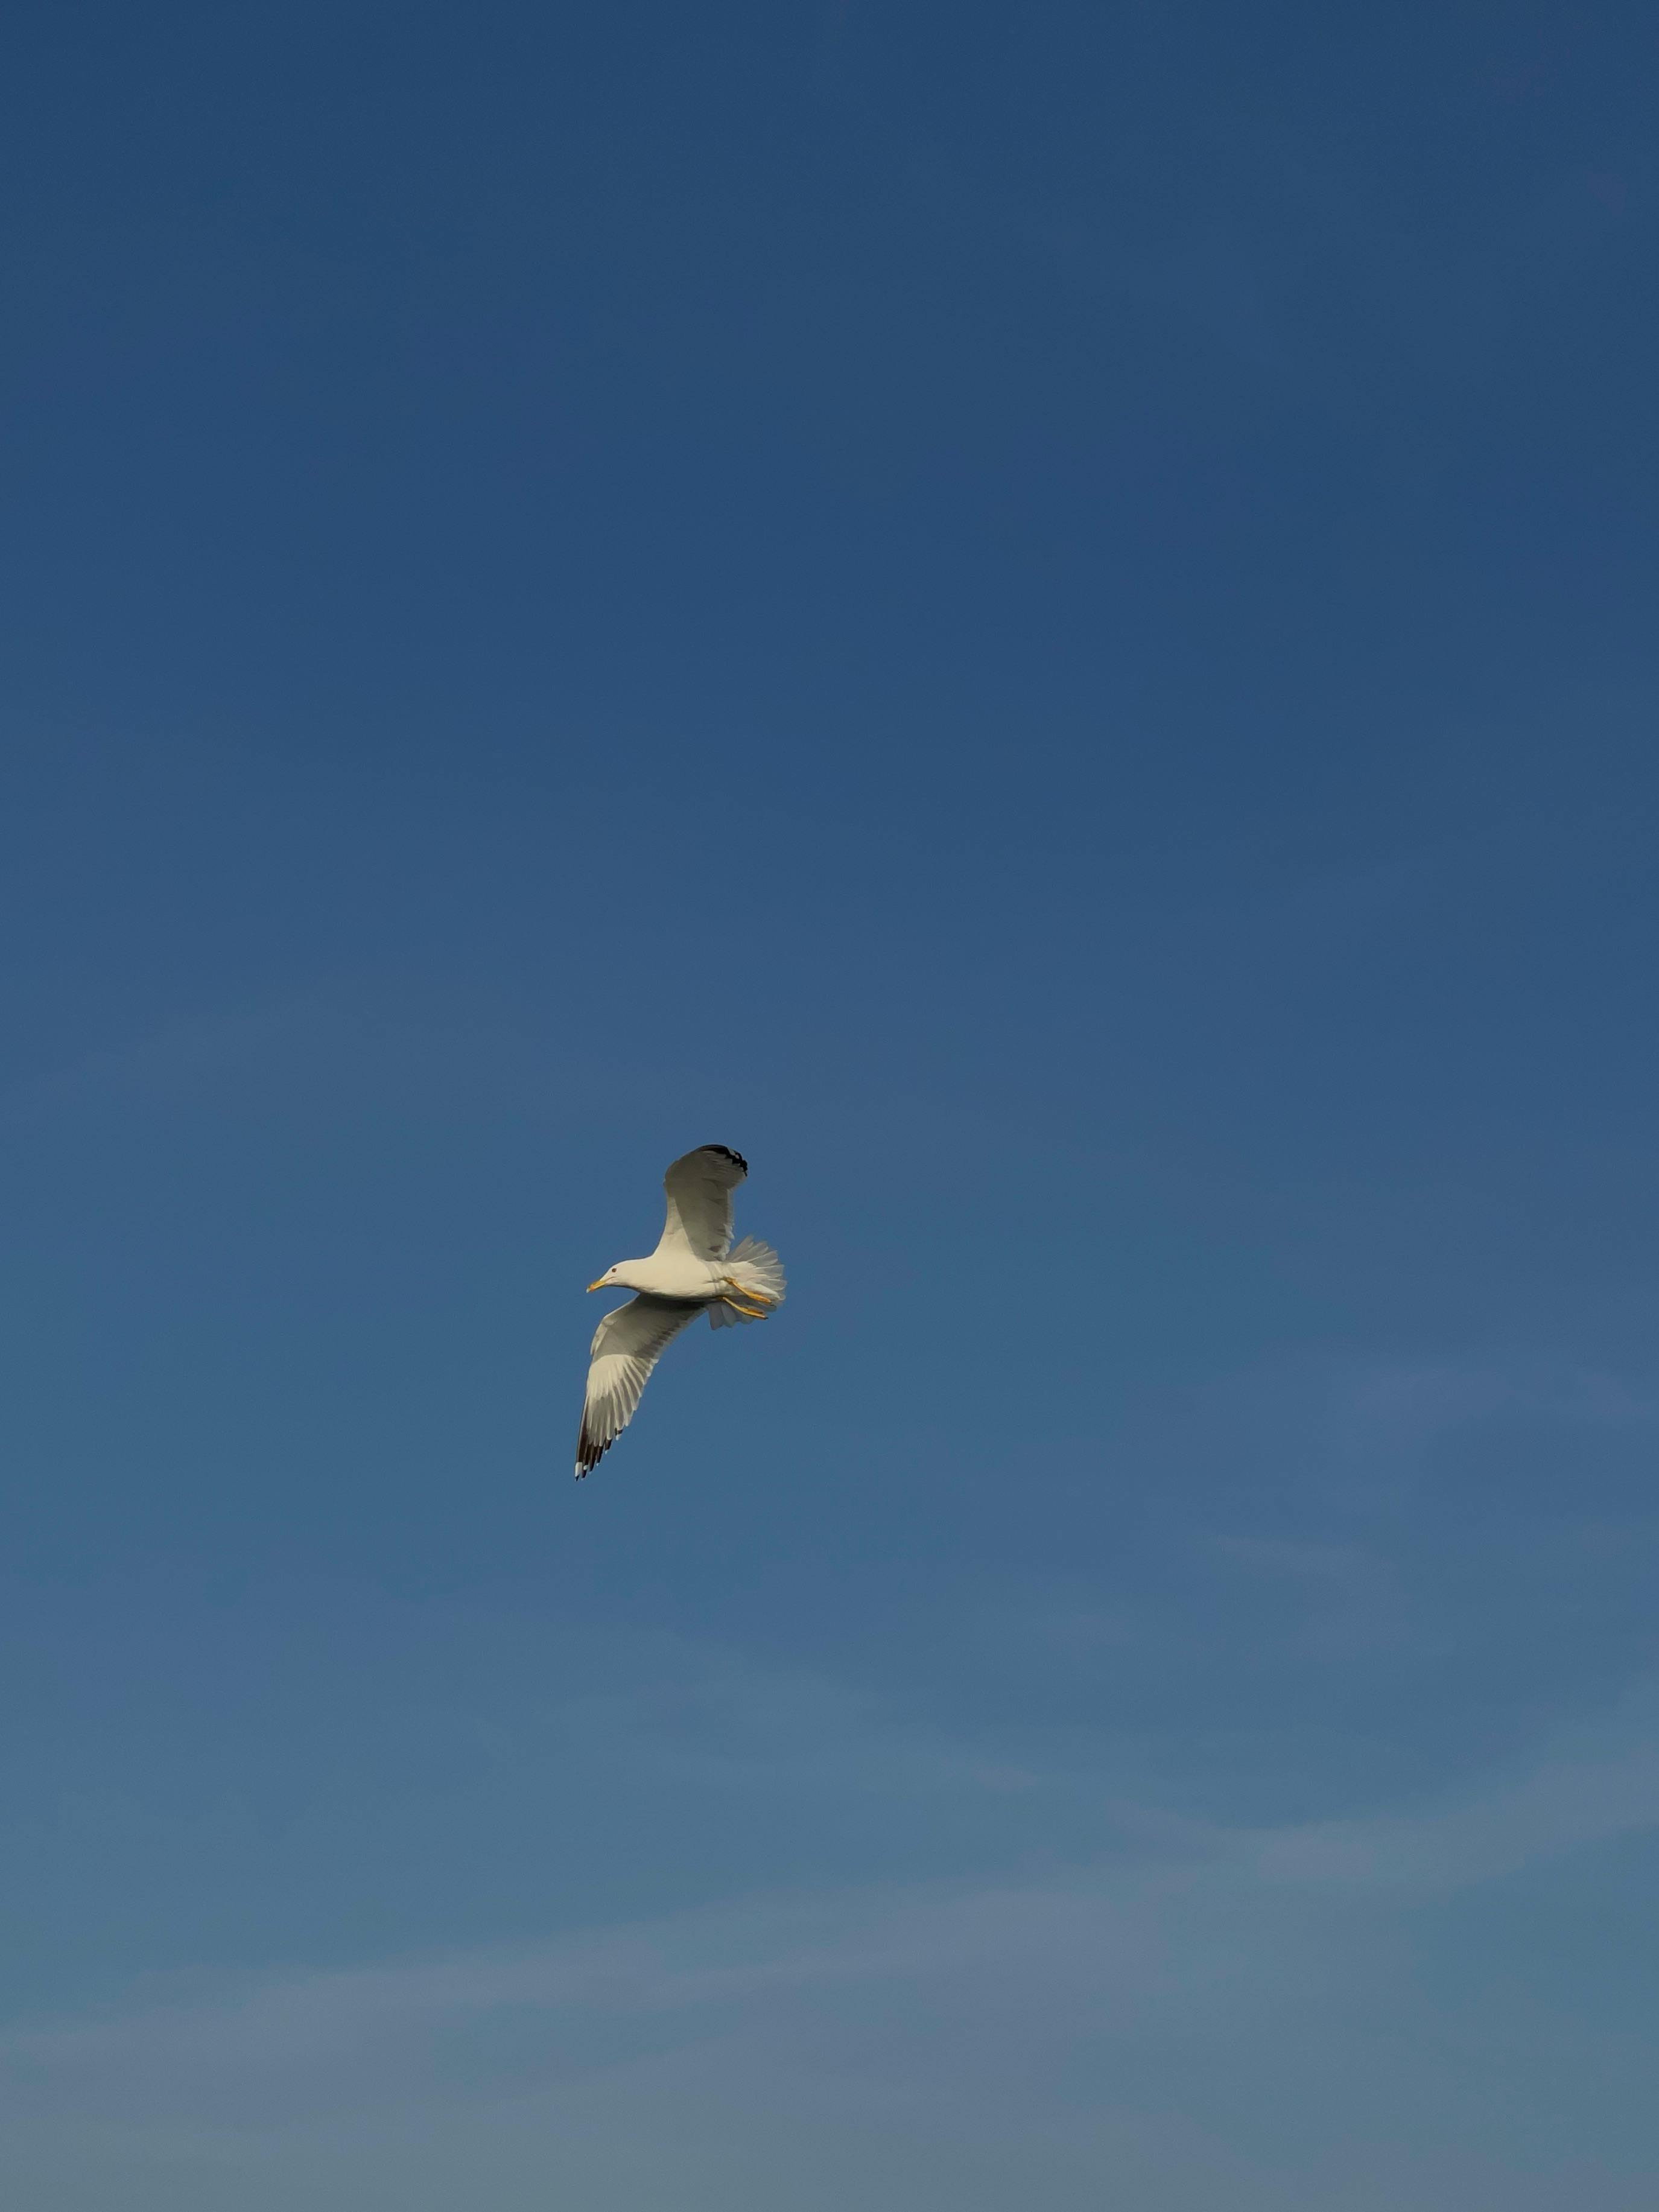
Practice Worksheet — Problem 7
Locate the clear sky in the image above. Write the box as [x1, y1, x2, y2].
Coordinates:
[2, 3, 1657, 2205]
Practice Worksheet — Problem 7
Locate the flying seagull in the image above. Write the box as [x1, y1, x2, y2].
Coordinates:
[576, 1145, 786, 1478]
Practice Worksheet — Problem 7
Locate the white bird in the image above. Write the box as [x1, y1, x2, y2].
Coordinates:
[576, 1145, 786, 1478]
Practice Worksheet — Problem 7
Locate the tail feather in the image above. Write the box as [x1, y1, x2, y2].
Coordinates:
[708, 1236, 787, 1327]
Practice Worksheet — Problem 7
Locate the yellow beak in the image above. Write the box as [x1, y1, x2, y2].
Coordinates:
[586, 1278, 607, 1292]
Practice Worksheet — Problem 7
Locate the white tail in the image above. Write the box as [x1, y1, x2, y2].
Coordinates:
[708, 1236, 787, 1327]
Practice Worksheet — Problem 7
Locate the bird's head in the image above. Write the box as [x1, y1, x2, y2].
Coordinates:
[586, 1262, 628, 1293]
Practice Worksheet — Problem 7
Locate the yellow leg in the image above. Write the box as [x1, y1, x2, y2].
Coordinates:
[722, 1292, 769, 1318]
[722, 1277, 775, 1307]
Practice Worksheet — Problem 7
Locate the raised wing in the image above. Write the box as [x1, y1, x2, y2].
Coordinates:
[576, 1294, 702, 1478]
[655, 1143, 748, 1263]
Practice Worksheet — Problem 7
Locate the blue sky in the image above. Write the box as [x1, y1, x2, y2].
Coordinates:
[2, 2, 1658, 2204]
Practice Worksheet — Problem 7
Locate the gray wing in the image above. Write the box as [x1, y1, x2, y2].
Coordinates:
[576, 1294, 703, 1478]
[654, 1144, 748, 1263]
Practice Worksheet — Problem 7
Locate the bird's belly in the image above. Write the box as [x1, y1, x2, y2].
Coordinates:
[635, 1257, 719, 1299]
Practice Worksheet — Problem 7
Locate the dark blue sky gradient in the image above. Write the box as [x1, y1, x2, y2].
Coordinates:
[3, 5, 1658, 2205]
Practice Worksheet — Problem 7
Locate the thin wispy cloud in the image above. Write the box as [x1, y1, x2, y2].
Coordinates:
[5, 1680, 1657, 2210]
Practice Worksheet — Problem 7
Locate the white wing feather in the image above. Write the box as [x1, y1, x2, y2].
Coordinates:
[655, 1144, 748, 1263]
[576, 1294, 702, 1477]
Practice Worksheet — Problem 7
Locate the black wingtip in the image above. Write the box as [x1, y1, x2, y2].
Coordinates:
[575, 1426, 613, 1479]
[700, 1143, 748, 1173]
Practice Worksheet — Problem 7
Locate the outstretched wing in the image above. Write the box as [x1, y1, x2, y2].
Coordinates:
[576, 1294, 702, 1478]
[655, 1144, 748, 1263]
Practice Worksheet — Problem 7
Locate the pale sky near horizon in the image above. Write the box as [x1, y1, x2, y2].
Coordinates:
[3, 3, 1658, 2205]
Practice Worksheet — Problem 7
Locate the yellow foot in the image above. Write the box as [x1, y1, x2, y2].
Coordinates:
[722, 1277, 775, 1307]
[722, 1292, 769, 1318]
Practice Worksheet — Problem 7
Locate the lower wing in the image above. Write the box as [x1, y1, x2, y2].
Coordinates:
[576, 1294, 703, 1478]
